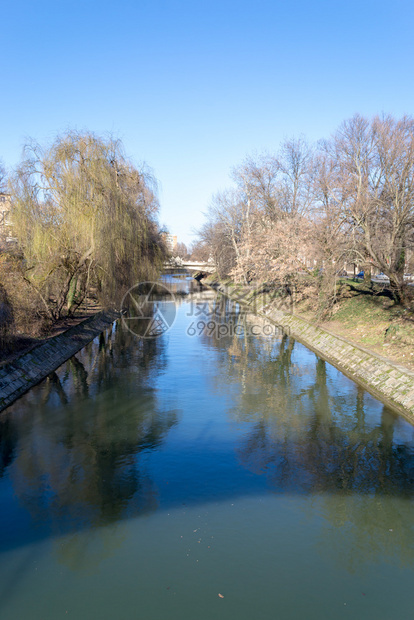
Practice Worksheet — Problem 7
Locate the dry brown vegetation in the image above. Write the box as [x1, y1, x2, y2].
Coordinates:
[199, 113, 414, 315]
[0, 131, 167, 357]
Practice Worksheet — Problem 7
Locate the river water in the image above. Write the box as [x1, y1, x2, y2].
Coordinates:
[1, 273, 414, 619]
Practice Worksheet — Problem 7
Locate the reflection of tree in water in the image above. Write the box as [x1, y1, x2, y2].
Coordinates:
[203, 319, 414, 495]
[54, 523, 129, 574]
[232, 348, 414, 498]
[0, 322, 178, 544]
[202, 306, 414, 567]
[316, 493, 414, 573]
[0, 415, 17, 479]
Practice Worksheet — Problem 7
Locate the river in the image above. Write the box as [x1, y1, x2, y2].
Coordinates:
[0, 273, 414, 619]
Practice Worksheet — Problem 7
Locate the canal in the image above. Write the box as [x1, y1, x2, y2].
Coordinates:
[1, 273, 414, 619]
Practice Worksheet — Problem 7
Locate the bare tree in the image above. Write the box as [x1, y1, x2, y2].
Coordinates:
[205, 189, 250, 282]
[331, 114, 414, 303]
[198, 218, 236, 278]
[275, 136, 315, 217]
[175, 242, 189, 259]
[197, 115, 414, 307]
[229, 143, 315, 284]
[232, 139, 314, 220]
[231, 153, 280, 220]
[189, 240, 210, 262]
[0, 159, 7, 193]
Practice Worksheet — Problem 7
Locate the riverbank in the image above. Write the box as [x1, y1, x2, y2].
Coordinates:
[295, 279, 414, 371]
[0, 308, 101, 368]
[202, 275, 414, 422]
[0, 310, 119, 412]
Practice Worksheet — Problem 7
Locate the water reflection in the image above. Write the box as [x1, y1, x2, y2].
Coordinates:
[0, 323, 178, 548]
[194, 296, 414, 567]
[317, 493, 414, 573]
[1, 273, 414, 582]
[199, 313, 414, 496]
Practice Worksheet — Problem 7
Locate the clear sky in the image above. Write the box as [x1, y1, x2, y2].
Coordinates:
[2, 0, 414, 246]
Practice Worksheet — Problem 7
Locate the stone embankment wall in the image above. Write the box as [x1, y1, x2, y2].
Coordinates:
[0, 311, 119, 412]
[211, 282, 414, 422]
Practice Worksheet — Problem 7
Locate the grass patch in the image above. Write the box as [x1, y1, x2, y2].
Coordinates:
[202, 273, 414, 370]
[299, 280, 414, 369]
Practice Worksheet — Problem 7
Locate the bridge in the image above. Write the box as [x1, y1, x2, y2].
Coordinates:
[164, 259, 215, 273]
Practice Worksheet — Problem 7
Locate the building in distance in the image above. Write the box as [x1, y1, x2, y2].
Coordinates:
[162, 233, 177, 254]
[0, 193, 13, 248]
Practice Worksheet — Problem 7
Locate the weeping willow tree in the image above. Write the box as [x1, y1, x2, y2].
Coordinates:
[11, 131, 166, 319]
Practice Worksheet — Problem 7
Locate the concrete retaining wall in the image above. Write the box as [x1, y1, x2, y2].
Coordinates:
[266, 308, 414, 418]
[0, 311, 119, 412]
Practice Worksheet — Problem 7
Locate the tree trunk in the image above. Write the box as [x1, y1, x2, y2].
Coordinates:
[389, 277, 407, 305]
[363, 264, 372, 285]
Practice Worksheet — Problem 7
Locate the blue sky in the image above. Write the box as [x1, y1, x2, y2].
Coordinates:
[2, 0, 414, 245]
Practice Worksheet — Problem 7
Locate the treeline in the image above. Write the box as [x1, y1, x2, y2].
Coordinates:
[198, 114, 414, 307]
[0, 131, 168, 347]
